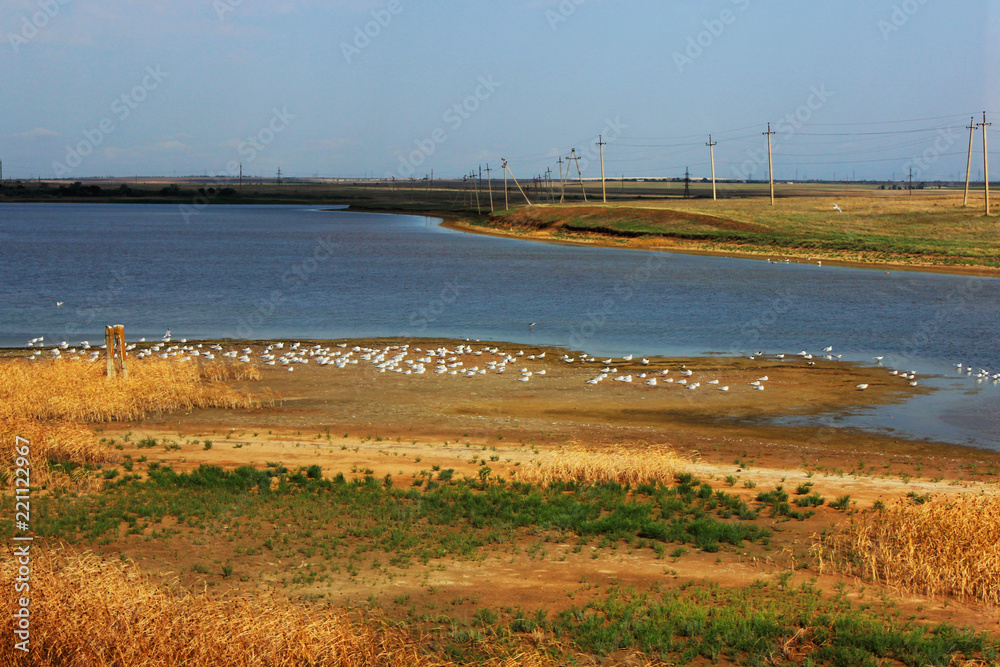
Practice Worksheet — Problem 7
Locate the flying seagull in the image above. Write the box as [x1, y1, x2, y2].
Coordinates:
[833, 204, 842, 213]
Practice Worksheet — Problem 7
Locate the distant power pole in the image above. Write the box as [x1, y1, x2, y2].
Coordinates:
[764, 123, 776, 206]
[485, 163, 494, 213]
[683, 167, 691, 199]
[568, 149, 587, 202]
[545, 167, 554, 203]
[475, 167, 481, 214]
[276, 167, 282, 185]
[706, 135, 718, 201]
[557, 156, 566, 204]
[597, 135, 607, 204]
[502, 158, 532, 206]
[909, 166, 913, 195]
[978, 112, 992, 215]
[503, 165, 508, 210]
[239, 163, 243, 191]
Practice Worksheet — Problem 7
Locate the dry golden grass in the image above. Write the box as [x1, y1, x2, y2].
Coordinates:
[814, 495, 1000, 607]
[0, 356, 270, 423]
[516, 447, 687, 487]
[0, 356, 275, 489]
[0, 548, 564, 667]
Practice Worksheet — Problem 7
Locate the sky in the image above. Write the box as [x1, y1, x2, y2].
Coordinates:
[1, 0, 998, 182]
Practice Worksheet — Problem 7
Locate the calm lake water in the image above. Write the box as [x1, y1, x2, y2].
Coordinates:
[1, 203, 997, 449]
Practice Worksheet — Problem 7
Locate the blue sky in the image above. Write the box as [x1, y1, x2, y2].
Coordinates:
[1, 1, 996, 182]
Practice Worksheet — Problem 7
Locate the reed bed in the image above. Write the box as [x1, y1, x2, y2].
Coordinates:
[516, 447, 687, 487]
[0, 356, 270, 424]
[814, 495, 1000, 607]
[0, 356, 274, 489]
[0, 417, 118, 489]
[0, 549, 560, 667]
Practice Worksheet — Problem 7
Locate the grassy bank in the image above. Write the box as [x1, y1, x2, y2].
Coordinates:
[470, 196, 1000, 272]
[4, 463, 999, 665]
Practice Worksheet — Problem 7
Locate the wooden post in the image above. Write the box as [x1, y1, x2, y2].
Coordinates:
[114, 325, 127, 377]
[105, 326, 116, 377]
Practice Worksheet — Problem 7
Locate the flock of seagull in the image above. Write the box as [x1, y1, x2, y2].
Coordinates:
[20, 333, 1000, 394]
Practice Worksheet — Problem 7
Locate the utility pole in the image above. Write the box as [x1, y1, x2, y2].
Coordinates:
[239, 163, 243, 192]
[502, 159, 532, 206]
[485, 163, 494, 213]
[503, 165, 508, 210]
[683, 167, 691, 199]
[569, 149, 587, 202]
[979, 112, 992, 215]
[473, 169, 481, 214]
[706, 135, 717, 201]
[764, 123, 776, 206]
[597, 135, 607, 204]
[545, 167, 553, 203]
[557, 156, 566, 204]
[276, 167, 282, 185]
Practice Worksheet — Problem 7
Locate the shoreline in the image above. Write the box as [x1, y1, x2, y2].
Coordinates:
[333, 204, 1000, 278]
[433, 214, 1000, 278]
[7, 336, 999, 463]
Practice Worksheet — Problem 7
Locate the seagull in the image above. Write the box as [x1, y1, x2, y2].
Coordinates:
[874, 356, 884, 363]
[822, 346, 833, 353]
[833, 204, 842, 213]
[56, 301, 64, 307]
[856, 384, 869, 390]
